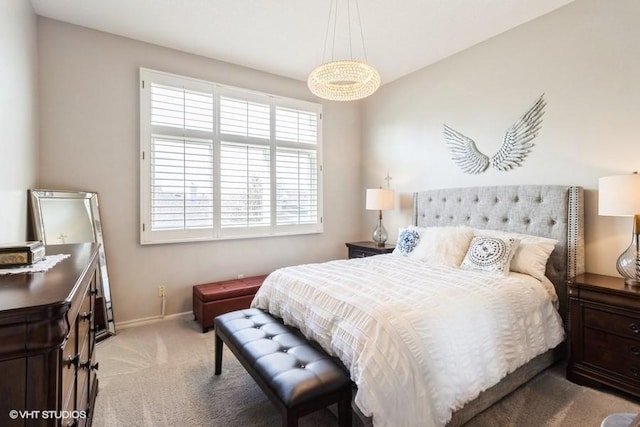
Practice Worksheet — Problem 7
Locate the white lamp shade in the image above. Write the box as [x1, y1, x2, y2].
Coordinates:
[599, 173, 640, 216]
[366, 188, 394, 211]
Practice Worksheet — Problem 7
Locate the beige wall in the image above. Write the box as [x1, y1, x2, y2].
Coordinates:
[37, 18, 362, 324]
[34, 0, 640, 323]
[0, 0, 38, 243]
[362, 0, 640, 278]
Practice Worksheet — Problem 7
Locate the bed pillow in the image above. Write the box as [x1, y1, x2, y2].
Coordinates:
[409, 226, 474, 267]
[461, 236, 519, 276]
[475, 229, 558, 281]
[393, 227, 423, 256]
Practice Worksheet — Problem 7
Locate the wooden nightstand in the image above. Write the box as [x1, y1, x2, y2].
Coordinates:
[345, 241, 395, 259]
[567, 273, 640, 399]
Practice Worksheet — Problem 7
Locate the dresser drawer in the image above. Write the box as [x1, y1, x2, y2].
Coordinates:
[77, 335, 91, 417]
[583, 306, 640, 340]
[61, 331, 78, 407]
[349, 248, 373, 258]
[584, 328, 640, 382]
[77, 293, 92, 356]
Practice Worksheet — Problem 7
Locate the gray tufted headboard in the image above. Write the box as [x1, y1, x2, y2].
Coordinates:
[413, 185, 584, 324]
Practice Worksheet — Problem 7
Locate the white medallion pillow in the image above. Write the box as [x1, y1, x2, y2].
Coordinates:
[392, 227, 423, 256]
[461, 236, 519, 276]
[475, 229, 558, 280]
[409, 226, 474, 267]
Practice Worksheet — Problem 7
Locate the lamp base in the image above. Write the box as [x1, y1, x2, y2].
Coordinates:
[371, 214, 388, 247]
[617, 227, 639, 287]
[625, 278, 640, 287]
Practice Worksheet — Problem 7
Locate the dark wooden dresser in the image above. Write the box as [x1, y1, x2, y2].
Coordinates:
[0, 244, 100, 427]
[567, 272, 640, 399]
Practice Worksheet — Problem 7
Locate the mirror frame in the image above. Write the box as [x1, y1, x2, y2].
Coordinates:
[29, 189, 116, 341]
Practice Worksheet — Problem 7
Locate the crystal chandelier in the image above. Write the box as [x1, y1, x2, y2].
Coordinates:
[307, 0, 381, 101]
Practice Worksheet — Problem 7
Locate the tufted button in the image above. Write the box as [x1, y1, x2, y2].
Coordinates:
[536, 196, 543, 203]
[442, 197, 447, 202]
[255, 325, 261, 329]
[428, 197, 432, 202]
[435, 214, 440, 219]
[457, 197, 462, 202]
[524, 218, 531, 224]
[474, 197, 479, 203]
[300, 364, 306, 369]
[266, 336, 272, 339]
[282, 348, 288, 353]
[449, 215, 454, 220]
[494, 197, 499, 204]
[548, 218, 556, 226]
[482, 216, 489, 222]
[466, 216, 471, 221]
[502, 217, 508, 223]
[514, 196, 519, 202]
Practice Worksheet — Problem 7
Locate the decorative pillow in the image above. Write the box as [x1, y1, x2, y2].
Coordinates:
[461, 236, 519, 276]
[475, 229, 558, 280]
[393, 227, 423, 256]
[409, 226, 474, 267]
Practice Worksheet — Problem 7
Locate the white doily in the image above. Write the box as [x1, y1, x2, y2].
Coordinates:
[0, 254, 70, 275]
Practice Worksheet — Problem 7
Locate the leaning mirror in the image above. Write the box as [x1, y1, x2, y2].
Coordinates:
[29, 189, 116, 341]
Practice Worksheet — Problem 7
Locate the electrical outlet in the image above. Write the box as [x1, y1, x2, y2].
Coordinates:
[158, 286, 165, 297]
[237, 274, 244, 279]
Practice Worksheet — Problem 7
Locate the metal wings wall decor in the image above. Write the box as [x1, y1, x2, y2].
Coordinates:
[444, 94, 546, 174]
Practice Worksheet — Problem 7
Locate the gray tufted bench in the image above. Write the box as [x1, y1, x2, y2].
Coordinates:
[214, 308, 352, 427]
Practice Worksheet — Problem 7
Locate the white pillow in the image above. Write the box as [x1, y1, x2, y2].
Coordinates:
[393, 227, 423, 256]
[461, 236, 519, 276]
[475, 229, 558, 280]
[409, 226, 474, 267]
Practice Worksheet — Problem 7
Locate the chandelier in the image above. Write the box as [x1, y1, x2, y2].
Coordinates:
[307, 0, 381, 101]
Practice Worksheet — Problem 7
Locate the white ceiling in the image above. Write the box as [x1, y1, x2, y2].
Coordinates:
[30, 0, 574, 85]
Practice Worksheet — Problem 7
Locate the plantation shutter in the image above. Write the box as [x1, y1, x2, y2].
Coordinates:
[148, 82, 215, 234]
[140, 68, 322, 244]
[275, 107, 319, 226]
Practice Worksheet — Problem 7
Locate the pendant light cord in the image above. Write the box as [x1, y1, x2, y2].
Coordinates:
[321, 0, 368, 63]
[354, 0, 368, 62]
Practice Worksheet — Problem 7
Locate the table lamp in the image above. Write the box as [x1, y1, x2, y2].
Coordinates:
[366, 188, 394, 246]
[599, 172, 640, 286]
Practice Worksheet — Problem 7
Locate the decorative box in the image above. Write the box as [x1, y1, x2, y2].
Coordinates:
[0, 241, 45, 268]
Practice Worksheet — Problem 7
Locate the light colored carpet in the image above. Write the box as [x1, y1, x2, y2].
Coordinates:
[93, 316, 640, 427]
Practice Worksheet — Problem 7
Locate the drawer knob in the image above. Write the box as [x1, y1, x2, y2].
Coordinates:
[80, 360, 99, 371]
[65, 353, 80, 369]
[80, 311, 93, 322]
[631, 346, 640, 357]
[630, 323, 640, 334]
[631, 367, 640, 377]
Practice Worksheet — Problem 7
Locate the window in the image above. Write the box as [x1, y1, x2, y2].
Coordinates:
[140, 69, 322, 244]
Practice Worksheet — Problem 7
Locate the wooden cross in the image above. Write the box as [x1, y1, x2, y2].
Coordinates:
[57, 233, 69, 244]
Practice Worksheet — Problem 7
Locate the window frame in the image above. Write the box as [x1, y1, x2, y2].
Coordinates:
[139, 68, 323, 245]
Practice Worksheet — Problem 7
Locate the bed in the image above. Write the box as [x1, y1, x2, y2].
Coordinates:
[252, 185, 584, 427]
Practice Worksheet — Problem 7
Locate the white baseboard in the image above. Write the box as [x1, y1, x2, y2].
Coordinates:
[115, 311, 192, 330]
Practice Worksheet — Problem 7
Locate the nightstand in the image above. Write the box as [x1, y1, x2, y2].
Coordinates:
[567, 273, 640, 399]
[345, 241, 395, 259]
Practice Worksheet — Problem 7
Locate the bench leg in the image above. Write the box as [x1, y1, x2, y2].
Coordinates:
[283, 408, 298, 427]
[214, 331, 223, 375]
[338, 387, 352, 427]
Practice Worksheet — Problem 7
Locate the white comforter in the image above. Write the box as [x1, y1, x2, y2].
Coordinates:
[251, 254, 565, 427]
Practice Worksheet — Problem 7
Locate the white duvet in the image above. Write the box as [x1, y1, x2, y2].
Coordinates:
[251, 254, 565, 427]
